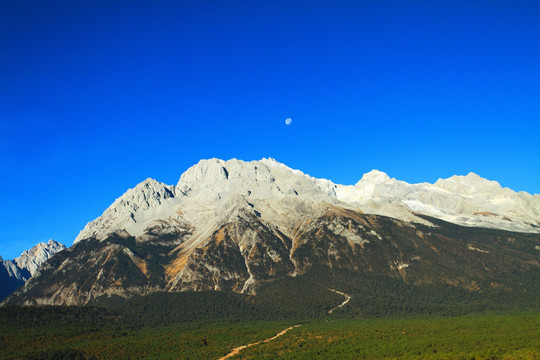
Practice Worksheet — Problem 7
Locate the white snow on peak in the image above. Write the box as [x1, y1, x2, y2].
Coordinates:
[336, 170, 412, 204]
[73, 158, 540, 244]
[433, 172, 503, 196]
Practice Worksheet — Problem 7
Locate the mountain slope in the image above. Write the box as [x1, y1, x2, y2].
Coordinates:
[4, 158, 539, 309]
[0, 240, 65, 300]
[6, 204, 539, 307]
[0, 257, 25, 300]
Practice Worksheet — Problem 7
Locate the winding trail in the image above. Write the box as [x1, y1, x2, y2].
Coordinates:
[328, 288, 352, 314]
[218, 324, 301, 360]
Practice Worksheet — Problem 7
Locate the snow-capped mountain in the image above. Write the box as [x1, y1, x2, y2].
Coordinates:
[75, 158, 540, 244]
[337, 170, 540, 232]
[0, 240, 65, 300]
[5, 158, 539, 306]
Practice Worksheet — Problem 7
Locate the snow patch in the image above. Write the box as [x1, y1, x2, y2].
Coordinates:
[396, 262, 409, 270]
[467, 244, 490, 254]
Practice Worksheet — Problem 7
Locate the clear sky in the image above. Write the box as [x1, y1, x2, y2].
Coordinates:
[1, 1, 539, 258]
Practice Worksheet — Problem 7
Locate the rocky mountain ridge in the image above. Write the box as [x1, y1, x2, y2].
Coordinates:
[4, 158, 539, 307]
[0, 240, 65, 300]
[15, 239, 66, 277]
[75, 158, 540, 244]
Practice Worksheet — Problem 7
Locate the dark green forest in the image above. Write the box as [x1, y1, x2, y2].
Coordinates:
[2, 259, 540, 359]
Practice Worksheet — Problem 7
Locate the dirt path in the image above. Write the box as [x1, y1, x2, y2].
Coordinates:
[218, 324, 301, 359]
[328, 288, 351, 314]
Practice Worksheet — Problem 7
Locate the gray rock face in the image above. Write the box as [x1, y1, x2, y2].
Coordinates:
[75, 179, 178, 242]
[0, 240, 65, 301]
[5, 202, 540, 306]
[1, 260, 26, 300]
[2, 259, 26, 281]
[74, 159, 540, 248]
[3, 158, 539, 306]
[15, 239, 66, 277]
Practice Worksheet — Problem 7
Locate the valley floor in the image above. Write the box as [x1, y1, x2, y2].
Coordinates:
[0, 311, 539, 359]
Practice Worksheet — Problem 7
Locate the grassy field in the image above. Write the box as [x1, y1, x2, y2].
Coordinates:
[1, 311, 538, 359]
[239, 313, 540, 360]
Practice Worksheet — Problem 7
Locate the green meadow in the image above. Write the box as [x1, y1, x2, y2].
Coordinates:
[1, 310, 538, 360]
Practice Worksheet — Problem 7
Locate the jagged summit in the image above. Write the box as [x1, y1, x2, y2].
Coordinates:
[75, 178, 177, 242]
[15, 239, 66, 277]
[177, 158, 280, 199]
[1, 239, 65, 301]
[73, 158, 539, 245]
[75, 158, 344, 243]
[176, 157, 320, 199]
[6, 158, 540, 306]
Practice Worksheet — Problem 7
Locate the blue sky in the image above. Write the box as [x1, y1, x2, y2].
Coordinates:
[1, 1, 539, 258]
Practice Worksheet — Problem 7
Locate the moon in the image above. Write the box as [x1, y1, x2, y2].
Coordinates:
[285, 117, 292, 125]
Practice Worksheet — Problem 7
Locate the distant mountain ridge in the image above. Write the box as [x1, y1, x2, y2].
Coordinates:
[0, 240, 65, 300]
[3, 159, 539, 308]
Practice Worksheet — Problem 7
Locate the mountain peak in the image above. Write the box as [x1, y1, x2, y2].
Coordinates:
[14, 240, 65, 277]
[177, 158, 233, 193]
[434, 172, 502, 195]
[356, 170, 391, 185]
[74, 178, 177, 243]
[176, 157, 330, 205]
[260, 157, 279, 164]
[73, 158, 539, 246]
[465, 171, 481, 179]
[259, 157, 286, 168]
